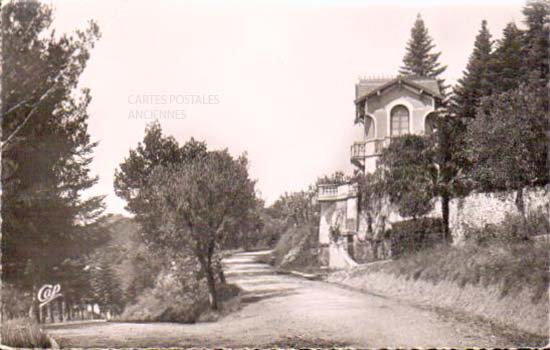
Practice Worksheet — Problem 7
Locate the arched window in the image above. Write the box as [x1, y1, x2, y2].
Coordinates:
[390, 105, 409, 136]
[425, 112, 437, 134]
[365, 115, 375, 139]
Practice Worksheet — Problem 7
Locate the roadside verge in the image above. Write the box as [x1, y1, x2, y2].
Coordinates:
[327, 264, 548, 340]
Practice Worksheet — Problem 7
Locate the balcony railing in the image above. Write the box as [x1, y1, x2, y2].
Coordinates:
[318, 183, 358, 202]
[350, 138, 391, 161]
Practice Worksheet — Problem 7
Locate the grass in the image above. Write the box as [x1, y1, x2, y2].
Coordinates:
[366, 240, 549, 303]
[1, 317, 53, 348]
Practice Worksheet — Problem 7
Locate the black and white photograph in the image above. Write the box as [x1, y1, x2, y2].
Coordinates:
[0, 0, 549, 347]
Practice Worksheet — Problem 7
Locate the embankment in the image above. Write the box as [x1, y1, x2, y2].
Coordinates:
[327, 243, 549, 338]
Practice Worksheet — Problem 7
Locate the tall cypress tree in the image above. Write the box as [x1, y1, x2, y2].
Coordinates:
[399, 14, 447, 88]
[521, 0, 550, 88]
[489, 22, 524, 94]
[452, 20, 493, 119]
[399, 14, 449, 238]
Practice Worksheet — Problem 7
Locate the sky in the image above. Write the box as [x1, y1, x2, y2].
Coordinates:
[45, 0, 524, 215]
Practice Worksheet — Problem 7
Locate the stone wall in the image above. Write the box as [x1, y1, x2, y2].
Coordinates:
[449, 185, 550, 243]
[352, 197, 441, 263]
[320, 184, 549, 266]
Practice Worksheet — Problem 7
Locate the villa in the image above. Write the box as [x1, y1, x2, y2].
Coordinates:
[318, 75, 444, 268]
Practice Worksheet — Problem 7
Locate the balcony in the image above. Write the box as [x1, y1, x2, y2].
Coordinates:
[318, 183, 358, 202]
[350, 138, 390, 168]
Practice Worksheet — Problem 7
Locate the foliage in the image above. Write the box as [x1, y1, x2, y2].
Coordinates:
[90, 259, 124, 315]
[1, 0, 105, 320]
[223, 197, 268, 251]
[463, 207, 550, 245]
[468, 85, 549, 192]
[114, 121, 207, 242]
[94, 215, 164, 306]
[452, 20, 494, 120]
[387, 218, 444, 258]
[269, 189, 319, 227]
[399, 14, 447, 89]
[371, 222, 550, 304]
[146, 149, 256, 310]
[272, 224, 319, 272]
[118, 268, 207, 323]
[447, 2, 549, 199]
[124, 245, 165, 304]
[118, 262, 241, 323]
[1, 318, 52, 348]
[264, 171, 348, 255]
[378, 135, 438, 219]
[356, 169, 386, 214]
[1, 284, 32, 320]
[521, 0, 550, 88]
[316, 171, 350, 186]
[236, 207, 283, 251]
[489, 22, 525, 94]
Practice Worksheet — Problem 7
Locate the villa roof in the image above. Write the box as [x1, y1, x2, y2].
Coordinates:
[354, 76, 442, 104]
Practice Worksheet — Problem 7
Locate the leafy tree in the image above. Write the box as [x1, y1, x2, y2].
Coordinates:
[468, 85, 549, 199]
[1, 0, 104, 317]
[378, 135, 438, 219]
[224, 198, 268, 250]
[147, 150, 256, 310]
[114, 122, 207, 243]
[521, 0, 550, 88]
[399, 14, 447, 88]
[269, 188, 319, 227]
[452, 20, 493, 120]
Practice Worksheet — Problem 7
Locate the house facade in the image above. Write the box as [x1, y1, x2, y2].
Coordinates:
[318, 76, 443, 268]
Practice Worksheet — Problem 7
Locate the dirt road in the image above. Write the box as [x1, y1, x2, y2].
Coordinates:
[47, 250, 521, 347]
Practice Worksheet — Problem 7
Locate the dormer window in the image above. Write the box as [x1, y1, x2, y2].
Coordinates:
[390, 105, 409, 136]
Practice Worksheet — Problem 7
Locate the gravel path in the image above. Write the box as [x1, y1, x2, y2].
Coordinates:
[47, 250, 518, 347]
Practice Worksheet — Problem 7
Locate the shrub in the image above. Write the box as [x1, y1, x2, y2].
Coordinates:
[1, 317, 52, 348]
[118, 268, 208, 323]
[469, 85, 549, 192]
[273, 224, 319, 270]
[117, 266, 242, 323]
[378, 134, 438, 219]
[464, 207, 550, 245]
[388, 218, 445, 258]
[1, 284, 32, 319]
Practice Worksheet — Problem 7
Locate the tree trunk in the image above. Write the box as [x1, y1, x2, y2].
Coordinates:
[28, 284, 40, 322]
[442, 192, 450, 243]
[218, 269, 226, 284]
[205, 266, 218, 310]
[38, 305, 44, 324]
[516, 187, 525, 218]
[66, 302, 72, 321]
[48, 302, 54, 323]
[58, 299, 64, 322]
